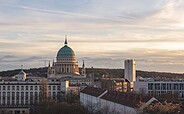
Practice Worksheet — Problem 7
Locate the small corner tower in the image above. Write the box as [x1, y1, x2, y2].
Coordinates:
[47, 61, 55, 78]
[15, 65, 27, 81]
[81, 60, 86, 77]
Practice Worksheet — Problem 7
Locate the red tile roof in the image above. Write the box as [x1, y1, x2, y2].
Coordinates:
[81, 87, 107, 97]
[101, 91, 152, 108]
[81, 87, 153, 108]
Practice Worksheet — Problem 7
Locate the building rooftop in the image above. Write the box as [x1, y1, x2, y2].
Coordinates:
[81, 87, 153, 108]
[81, 87, 107, 97]
[101, 91, 152, 108]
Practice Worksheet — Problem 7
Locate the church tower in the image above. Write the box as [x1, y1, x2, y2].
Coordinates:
[81, 60, 86, 77]
[15, 65, 27, 81]
[47, 61, 55, 78]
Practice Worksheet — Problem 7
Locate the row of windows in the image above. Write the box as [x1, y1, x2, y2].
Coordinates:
[148, 83, 184, 90]
[1, 110, 27, 114]
[0, 92, 60, 97]
[48, 86, 60, 90]
[0, 86, 39, 91]
[0, 99, 38, 105]
[148, 91, 184, 97]
[0, 85, 60, 91]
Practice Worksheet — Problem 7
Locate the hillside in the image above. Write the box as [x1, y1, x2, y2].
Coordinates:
[0, 67, 47, 78]
[86, 68, 184, 80]
[0, 67, 184, 80]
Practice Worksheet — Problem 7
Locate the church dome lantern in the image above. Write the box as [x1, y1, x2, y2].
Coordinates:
[57, 36, 75, 58]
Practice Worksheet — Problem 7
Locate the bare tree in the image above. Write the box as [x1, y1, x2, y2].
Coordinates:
[142, 102, 181, 114]
[40, 78, 48, 102]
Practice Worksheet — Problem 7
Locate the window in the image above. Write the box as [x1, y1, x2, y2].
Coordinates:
[35, 86, 38, 90]
[26, 92, 29, 100]
[12, 86, 15, 90]
[167, 83, 171, 90]
[3, 92, 5, 96]
[17, 86, 19, 90]
[3, 86, 5, 90]
[21, 92, 24, 97]
[174, 84, 178, 90]
[7, 86, 10, 90]
[21, 86, 24, 90]
[22, 111, 25, 114]
[53, 92, 56, 96]
[26, 86, 28, 90]
[16, 92, 19, 100]
[30, 86, 33, 90]
[57, 92, 60, 96]
[48, 92, 51, 96]
[155, 83, 160, 90]
[148, 83, 153, 90]
[21, 92, 24, 104]
[30, 92, 33, 97]
[57, 86, 60, 90]
[162, 83, 166, 90]
[35, 92, 38, 97]
[180, 84, 184, 90]
[7, 92, 10, 96]
[53, 86, 55, 90]
[16, 92, 19, 97]
[12, 92, 15, 97]
[26, 92, 28, 97]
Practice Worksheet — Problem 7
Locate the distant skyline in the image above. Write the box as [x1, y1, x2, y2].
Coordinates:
[0, 0, 184, 73]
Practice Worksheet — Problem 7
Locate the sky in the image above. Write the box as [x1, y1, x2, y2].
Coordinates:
[0, 0, 184, 73]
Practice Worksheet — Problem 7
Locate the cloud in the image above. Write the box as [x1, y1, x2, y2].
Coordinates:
[77, 48, 184, 73]
[12, 5, 96, 18]
[139, 0, 184, 29]
[0, 0, 184, 73]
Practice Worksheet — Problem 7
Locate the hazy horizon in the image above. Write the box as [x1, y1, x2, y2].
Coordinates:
[1, 0, 184, 73]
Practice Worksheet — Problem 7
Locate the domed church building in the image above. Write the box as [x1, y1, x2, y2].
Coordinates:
[47, 36, 85, 78]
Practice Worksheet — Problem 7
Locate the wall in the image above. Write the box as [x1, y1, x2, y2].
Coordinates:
[80, 92, 137, 114]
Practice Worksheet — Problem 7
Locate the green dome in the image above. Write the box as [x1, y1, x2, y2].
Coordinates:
[57, 45, 75, 58]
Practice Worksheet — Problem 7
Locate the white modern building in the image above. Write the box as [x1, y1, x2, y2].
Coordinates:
[80, 87, 156, 114]
[134, 76, 184, 98]
[124, 59, 136, 82]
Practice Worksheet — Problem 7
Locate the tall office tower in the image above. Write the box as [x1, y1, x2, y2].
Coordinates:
[124, 59, 136, 82]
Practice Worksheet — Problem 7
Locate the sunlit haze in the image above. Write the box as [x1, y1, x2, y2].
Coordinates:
[0, 0, 184, 73]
